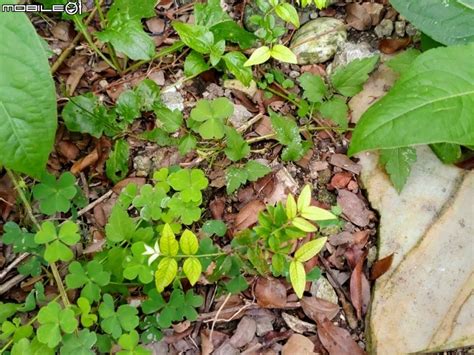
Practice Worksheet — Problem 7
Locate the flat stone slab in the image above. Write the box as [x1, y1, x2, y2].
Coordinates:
[359, 147, 474, 353]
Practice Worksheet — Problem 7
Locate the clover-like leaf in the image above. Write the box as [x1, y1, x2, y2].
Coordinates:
[77, 297, 98, 328]
[37, 302, 78, 348]
[34, 221, 80, 263]
[99, 294, 139, 339]
[105, 205, 136, 243]
[168, 169, 208, 202]
[60, 329, 97, 355]
[225, 160, 271, 194]
[117, 330, 150, 355]
[66, 261, 111, 302]
[167, 195, 202, 225]
[32, 172, 77, 215]
[2, 222, 37, 253]
[190, 98, 234, 139]
[123, 242, 154, 284]
[132, 184, 166, 221]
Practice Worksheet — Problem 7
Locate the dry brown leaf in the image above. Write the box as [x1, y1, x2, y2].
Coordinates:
[210, 196, 226, 220]
[350, 253, 370, 320]
[301, 296, 340, 322]
[282, 312, 316, 334]
[234, 200, 265, 231]
[0, 174, 15, 220]
[282, 334, 316, 355]
[70, 149, 99, 175]
[255, 277, 287, 308]
[112, 177, 146, 194]
[330, 172, 352, 189]
[329, 154, 361, 175]
[317, 316, 365, 355]
[229, 316, 257, 348]
[337, 190, 371, 227]
[346, 3, 372, 31]
[370, 253, 394, 280]
[379, 38, 411, 54]
[56, 140, 80, 160]
[362, 2, 385, 26]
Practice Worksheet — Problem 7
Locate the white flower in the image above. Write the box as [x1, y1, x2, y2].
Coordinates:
[143, 240, 160, 265]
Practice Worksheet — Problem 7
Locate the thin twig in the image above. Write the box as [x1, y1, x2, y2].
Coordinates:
[77, 189, 113, 217]
[0, 274, 27, 295]
[209, 293, 231, 344]
[236, 113, 264, 133]
[0, 253, 29, 280]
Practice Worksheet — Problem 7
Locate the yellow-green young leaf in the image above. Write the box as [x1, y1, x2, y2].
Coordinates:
[289, 260, 306, 298]
[159, 224, 178, 256]
[292, 217, 317, 232]
[297, 185, 312, 212]
[286, 194, 297, 219]
[314, 0, 329, 9]
[294, 238, 327, 262]
[179, 230, 199, 255]
[183, 257, 202, 286]
[270, 45, 297, 64]
[301, 206, 336, 221]
[244, 46, 271, 67]
[155, 257, 178, 292]
[275, 3, 300, 28]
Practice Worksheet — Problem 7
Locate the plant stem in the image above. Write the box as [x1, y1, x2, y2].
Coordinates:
[6, 169, 70, 307]
[123, 41, 185, 74]
[93, 0, 122, 71]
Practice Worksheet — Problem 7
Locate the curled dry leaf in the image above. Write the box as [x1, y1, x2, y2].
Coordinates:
[379, 38, 411, 54]
[234, 199, 265, 231]
[255, 277, 287, 308]
[329, 154, 362, 175]
[330, 172, 353, 189]
[70, 149, 99, 175]
[301, 296, 340, 322]
[56, 140, 80, 160]
[282, 312, 316, 334]
[370, 253, 394, 280]
[316, 316, 365, 355]
[350, 253, 370, 320]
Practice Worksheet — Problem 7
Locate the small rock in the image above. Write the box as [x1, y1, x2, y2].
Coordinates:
[309, 12, 319, 20]
[203, 83, 224, 99]
[282, 334, 316, 355]
[290, 18, 347, 65]
[133, 156, 152, 177]
[331, 42, 376, 72]
[229, 104, 253, 130]
[149, 71, 165, 86]
[146, 17, 165, 34]
[395, 21, 406, 37]
[405, 23, 418, 37]
[374, 19, 394, 38]
[255, 315, 274, 336]
[230, 316, 257, 348]
[310, 276, 338, 305]
[289, 70, 300, 79]
[161, 86, 184, 111]
[214, 342, 240, 355]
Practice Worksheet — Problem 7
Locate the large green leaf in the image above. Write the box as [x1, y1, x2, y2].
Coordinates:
[0, 7, 57, 177]
[390, 0, 474, 46]
[349, 44, 474, 155]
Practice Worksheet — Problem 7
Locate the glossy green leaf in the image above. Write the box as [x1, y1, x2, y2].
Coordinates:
[0, 6, 57, 177]
[270, 44, 297, 64]
[349, 45, 474, 155]
[224, 126, 250, 161]
[275, 3, 300, 28]
[179, 230, 199, 255]
[430, 143, 462, 164]
[292, 217, 317, 232]
[386, 48, 421, 75]
[294, 238, 327, 262]
[155, 257, 178, 292]
[379, 147, 417, 193]
[286, 194, 297, 219]
[223, 52, 253, 86]
[159, 224, 179, 256]
[244, 46, 271, 66]
[106, 139, 129, 184]
[183, 257, 201, 285]
[330, 55, 379, 97]
[116, 90, 141, 123]
[289, 260, 306, 298]
[297, 185, 311, 212]
[184, 50, 210, 77]
[172, 22, 214, 54]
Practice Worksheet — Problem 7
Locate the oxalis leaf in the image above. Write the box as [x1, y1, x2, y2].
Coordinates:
[0, 6, 57, 177]
[349, 44, 474, 155]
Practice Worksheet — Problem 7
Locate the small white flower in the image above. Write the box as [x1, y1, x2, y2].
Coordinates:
[143, 240, 160, 265]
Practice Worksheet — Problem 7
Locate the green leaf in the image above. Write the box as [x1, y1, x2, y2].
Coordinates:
[269, 110, 306, 161]
[275, 3, 300, 28]
[301, 205, 336, 221]
[106, 139, 129, 184]
[224, 126, 250, 161]
[202, 220, 227, 237]
[190, 98, 234, 140]
[270, 44, 297, 64]
[154, 106, 183, 133]
[99, 294, 139, 339]
[37, 302, 78, 348]
[155, 257, 178, 292]
[223, 52, 253, 86]
[211, 21, 257, 49]
[167, 195, 202, 225]
[183, 257, 202, 285]
[379, 147, 417, 193]
[225, 160, 271, 194]
[0, 7, 57, 177]
[330, 55, 379, 97]
[184, 51, 210, 77]
[135, 79, 161, 111]
[34, 221, 57, 244]
[245, 160, 272, 181]
[430, 143, 462, 164]
[123, 242, 154, 283]
[58, 221, 80, 245]
[178, 134, 197, 156]
[141, 289, 166, 314]
[299, 72, 327, 103]
[60, 329, 97, 355]
[11, 337, 54, 355]
[195, 0, 230, 27]
[96, 0, 156, 60]
[132, 184, 166, 221]
[390, 0, 474, 45]
[172, 22, 214, 54]
[386, 48, 421, 75]
[225, 275, 249, 294]
[105, 205, 136, 243]
[292, 217, 317, 232]
[116, 90, 141, 123]
[159, 224, 179, 256]
[168, 169, 208, 202]
[286, 194, 297, 219]
[294, 238, 327, 262]
[319, 96, 348, 129]
[66, 261, 110, 302]
[244, 46, 271, 66]
[2, 222, 37, 253]
[32, 172, 77, 215]
[349, 45, 474, 155]
[179, 230, 199, 255]
[289, 260, 306, 298]
[297, 185, 311, 212]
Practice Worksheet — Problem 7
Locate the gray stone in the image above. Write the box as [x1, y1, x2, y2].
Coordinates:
[229, 104, 253, 129]
[161, 86, 184, 111]
[330, 42, 377, 73]
[374, 19, 393, 38]
[290, 18, 347, 65]
[310, 276, 338, 305]
[133, 156, 152, 177]
[406, 23, 418, 37]
[255, 315, 274, 336]
[394, 20, 406, 37]
[214, 342, 240, 355]
[361, 147, 474, 353]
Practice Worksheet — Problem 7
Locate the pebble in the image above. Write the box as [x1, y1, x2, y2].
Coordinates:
[161, 86, 184, 111]
[310, 276, 338, 305]
[330, 42, 376, 73]
[406, 23, 418, 37]
[229, 104, 253, 129]
[133, 156, 152, 177]
[374, 19, 394, 38]
[395, 21, 406, 37]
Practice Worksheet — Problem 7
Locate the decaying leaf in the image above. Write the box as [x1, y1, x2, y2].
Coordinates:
[316, 316, 365, 355]
[255, 277, 288, 308]
[282, 312, 316, 334]
[370, 253, 394, 280]
[350, 253, 370, 320]
[234, 200, 265, 231]
[301, 296, 340, 322]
